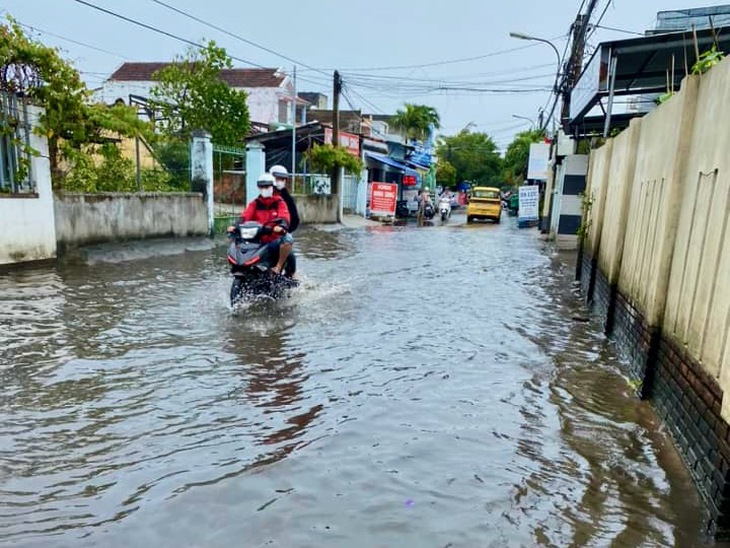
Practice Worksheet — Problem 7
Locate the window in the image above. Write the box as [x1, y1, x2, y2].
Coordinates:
[473, 189, 500, 200]
[0, 93, 36, 196]
[278, 100, 289, 124]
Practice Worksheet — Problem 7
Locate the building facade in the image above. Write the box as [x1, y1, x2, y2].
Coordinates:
[95, 63, 307, 127]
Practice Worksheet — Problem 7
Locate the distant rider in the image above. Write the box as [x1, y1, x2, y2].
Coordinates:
[270, 165, 300, 232]
[269, 165, 298, 278]
[234, 173, 292, 277]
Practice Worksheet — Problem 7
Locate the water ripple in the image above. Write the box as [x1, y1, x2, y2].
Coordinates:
[0, 220, 705, 547]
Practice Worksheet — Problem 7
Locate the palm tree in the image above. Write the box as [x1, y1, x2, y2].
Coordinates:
[391, 104, 440, 142]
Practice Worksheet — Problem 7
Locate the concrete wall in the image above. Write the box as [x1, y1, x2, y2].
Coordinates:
[596, 120, 641, 285]
[663, 61, 730, 389]
[585, 140, 613, 257]
[293, 194, 339, 224]
[54, 192, 207, 247]
[580, 141, 613, 308]
[0, 105, 57, 265]
[619, 77, 699, 327]
[579, 56, 730, 539]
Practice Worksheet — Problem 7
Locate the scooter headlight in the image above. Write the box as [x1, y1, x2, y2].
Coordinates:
[239, 226, 259, 240]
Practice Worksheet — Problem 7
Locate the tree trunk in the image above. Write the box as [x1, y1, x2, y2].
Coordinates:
[48, 137, 62, 187]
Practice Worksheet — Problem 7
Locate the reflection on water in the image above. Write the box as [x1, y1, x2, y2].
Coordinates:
[0, 219, 707, 547]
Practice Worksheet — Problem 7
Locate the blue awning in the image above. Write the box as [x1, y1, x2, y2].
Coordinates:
[364, 151, 408, 171]
[365, 151, 422, 179]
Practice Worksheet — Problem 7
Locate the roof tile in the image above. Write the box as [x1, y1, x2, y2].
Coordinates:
[109, 63, 286, 88]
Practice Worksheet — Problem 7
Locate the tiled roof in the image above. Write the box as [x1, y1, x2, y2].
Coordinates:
[108, 63, 286, 88]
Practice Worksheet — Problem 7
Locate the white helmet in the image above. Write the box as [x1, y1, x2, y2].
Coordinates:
[269, 165, 289, 179]
[256, 173, 275, 187]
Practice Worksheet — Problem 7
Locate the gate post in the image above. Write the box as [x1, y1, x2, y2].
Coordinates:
[246, 141, 266, 206]
[191, 131, 214, 237]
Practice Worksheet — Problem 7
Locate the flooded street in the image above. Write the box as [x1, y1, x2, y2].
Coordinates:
[0, 213, 706, 547]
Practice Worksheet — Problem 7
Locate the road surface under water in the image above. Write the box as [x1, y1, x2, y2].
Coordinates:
[0, 212, 708, 547]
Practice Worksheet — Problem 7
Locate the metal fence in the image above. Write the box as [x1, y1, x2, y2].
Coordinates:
[342, 173, 359, 212]
[291, 173, 331, 195]
[212, 143, 246, 219]
[0, 93, 34, 195]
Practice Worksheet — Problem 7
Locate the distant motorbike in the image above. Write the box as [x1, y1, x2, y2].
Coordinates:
[422, 201, 435, 220]
[438, 197, 452, 221]
[396, 200, 410, 219]
[227, 221, 298, 305]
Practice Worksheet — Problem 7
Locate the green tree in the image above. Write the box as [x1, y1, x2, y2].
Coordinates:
[436, 130, 502, 186]
[502, 129, 546, 186]
[391, 103, 440, 142]
[305, 143, 363, 174]
[151, 41, 250, 146]
[0, 17, 148, 183]
[435, 160, 457, 187]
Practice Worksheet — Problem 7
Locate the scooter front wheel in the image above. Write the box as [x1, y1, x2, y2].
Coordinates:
[230, 277, 245, 306]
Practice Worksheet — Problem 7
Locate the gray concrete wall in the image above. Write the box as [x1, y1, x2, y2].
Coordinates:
[293, 194, 339, 224]
[54, 192, 208, 247]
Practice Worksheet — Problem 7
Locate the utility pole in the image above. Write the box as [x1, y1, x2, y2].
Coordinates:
[291, 65, 297, 177]
[331, 70, 342, 195]
[561, 0, 598, 130]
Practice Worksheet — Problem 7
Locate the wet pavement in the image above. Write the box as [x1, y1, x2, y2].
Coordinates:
[0, 211, 707, 547]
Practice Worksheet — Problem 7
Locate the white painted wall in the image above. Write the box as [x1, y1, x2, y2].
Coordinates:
[95, 81, 287, 125]
[95, 81, 155, 106]
[0, 105, 57, 265]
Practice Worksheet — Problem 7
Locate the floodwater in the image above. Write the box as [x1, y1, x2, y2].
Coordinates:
[0, 212, 708, 547]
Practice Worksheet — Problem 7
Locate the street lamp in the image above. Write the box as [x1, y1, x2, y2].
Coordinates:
[509, 32, 563, 130]
[509, 32, 562, 89]
[511, 114, 534, 129]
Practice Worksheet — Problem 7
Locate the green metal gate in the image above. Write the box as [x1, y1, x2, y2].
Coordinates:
[212, 144, 246, 233]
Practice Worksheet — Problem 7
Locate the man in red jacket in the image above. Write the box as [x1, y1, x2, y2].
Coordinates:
[239, 173, 292, 276]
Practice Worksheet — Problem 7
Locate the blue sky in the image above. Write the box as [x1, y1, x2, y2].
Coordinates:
[2, 0, 716, 149]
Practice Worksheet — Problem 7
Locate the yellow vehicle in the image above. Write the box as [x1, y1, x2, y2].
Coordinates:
[467, 186, 502, 224]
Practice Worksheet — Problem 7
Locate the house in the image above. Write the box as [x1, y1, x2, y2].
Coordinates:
[95, 63, 309, 127]
[298, 92, 328, 109]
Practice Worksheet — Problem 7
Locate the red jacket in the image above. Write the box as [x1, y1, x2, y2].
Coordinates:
[241, 195, 290, 244]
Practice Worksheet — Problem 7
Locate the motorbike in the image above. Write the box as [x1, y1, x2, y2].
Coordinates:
[227, 221, 299, 305]
[396, 200, 410, 219]
[422, 201, 435, 220]
[438, 197, 452, 221]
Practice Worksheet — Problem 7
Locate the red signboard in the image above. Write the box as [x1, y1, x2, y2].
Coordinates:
[402, 175, 417, 186]
[369, 182, 398, 216]
[324, 128, 360, 157]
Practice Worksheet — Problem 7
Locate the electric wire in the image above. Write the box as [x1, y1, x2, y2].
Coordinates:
[15, 20, 127, 59]
[593, 24, 644, 36]
[70, 0, 265, 68]
[300, 36, 567, 73]
[147, 0, 329, 76]
[65, 0, 574, 142]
